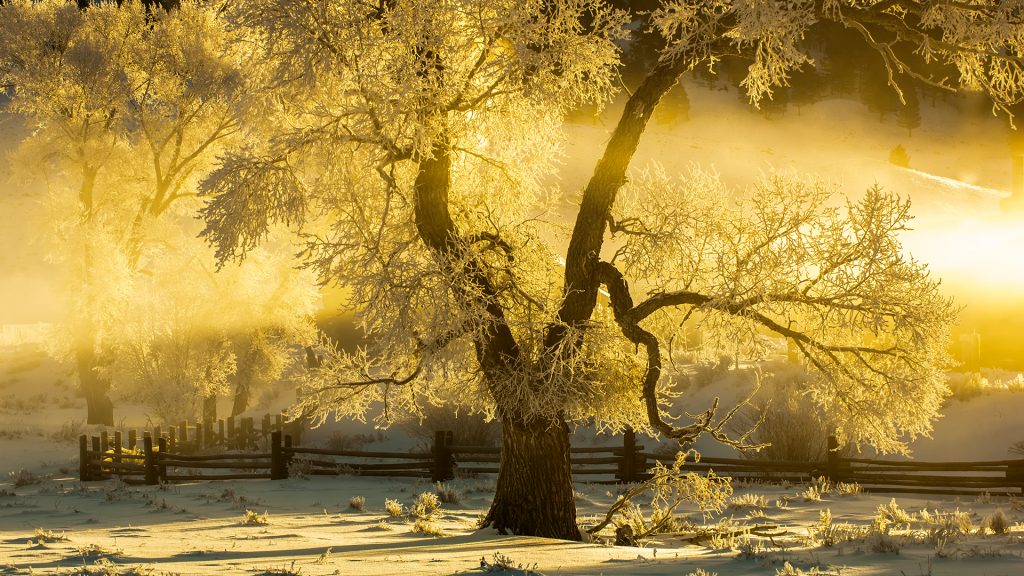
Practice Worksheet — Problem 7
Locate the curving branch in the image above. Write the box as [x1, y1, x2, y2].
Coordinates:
[594, 261, 763, 448]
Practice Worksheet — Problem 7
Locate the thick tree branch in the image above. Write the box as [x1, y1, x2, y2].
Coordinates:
[546, 54, 691, 352]
[594, 261, 762, 448]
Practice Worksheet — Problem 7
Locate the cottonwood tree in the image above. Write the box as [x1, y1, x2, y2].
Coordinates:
[0, 0, 316, 424]
[200, 0, 1023, 539]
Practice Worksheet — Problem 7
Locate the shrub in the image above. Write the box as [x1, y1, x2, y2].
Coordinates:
[348, 496, 365, 512]
[34, 528, 67, 543]
[835, 481, 862, 496]
[873, 499, 913, 533]
[8, 469, 42, 487]
[811, 508, 865, 547]
[983, 509, 1009, 535]
[435, 482, 460, 504]
[688, 354, 734, 389]
[587, 457, 731, 544]
[50, 419, 85, 444]
[287, 459, 313, 479]
[479, 552, 540, 575]
[409, 492, 441, 521]
[411, 519, 445, 537]
[729, 493, 767, 510]
[919, 508, 973, 547]
[947, 372, 986, 402]
[241, 509, 268, 526]
[729, 367, 830, 463]
[801, 477, 832, 502]
[866, 530, 901, 554]
[384, 498, 404, 518]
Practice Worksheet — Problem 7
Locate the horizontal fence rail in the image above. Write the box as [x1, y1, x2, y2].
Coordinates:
[77, 430, 1024, 496]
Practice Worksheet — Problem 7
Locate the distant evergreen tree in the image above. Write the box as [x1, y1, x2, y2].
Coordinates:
[889, 144, 910, 167]
[898, 85, 921, 135]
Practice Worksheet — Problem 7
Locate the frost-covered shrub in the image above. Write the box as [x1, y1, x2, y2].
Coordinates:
[8, 469, 42, 487]
[348, 495, 365, 511]
[983, 509, 1009, 535]
[730, 367, 830, 463]
[729, 493, 768, 510]
[241, 509, 268, 526]
[411, 519, 444, 536]
[384, 498, 403, 518]
[946, 372, 985, 402]
[409, 492, 441, 521]
[435, 482, 460, 504]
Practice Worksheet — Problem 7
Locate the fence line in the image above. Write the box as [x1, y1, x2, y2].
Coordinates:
[78, 431, 1024, 496]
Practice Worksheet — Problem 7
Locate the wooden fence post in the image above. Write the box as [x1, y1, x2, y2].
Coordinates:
[143, 435, 157, 485]
[618, 428, 636, 483]
[113, 431, 122, 471]
[218, 419, 225, 447]
[1007, 461, 1024, 495]
[432, 430, 454, 482]
[283, 434, 294, 474]
[91, 435, 101, 479]
[169, 426, 177, 453]
[79, 435, 90, 481]
[243, 417, 254, 449]
[195, 422, 204, 450]
[203, 419, 214, 447]
[179, 420, 188, 450]
[157, 437, 167, 483]
[826, 435, 841, 482]
[128, 429, 137, 450]
[262, 414, 271, 439]
[270, 431, 287, 480]
[227, 416, 236, 449]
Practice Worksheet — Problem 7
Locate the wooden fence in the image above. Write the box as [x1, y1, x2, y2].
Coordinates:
[78, 430, 1024, 496]
[84, 413, 304, 455]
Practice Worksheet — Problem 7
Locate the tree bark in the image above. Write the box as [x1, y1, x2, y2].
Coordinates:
[202, 394, 217, 422]
[546, 55, 690, 351]
[76, 337, 113, 426]
[231, 359, 254, 417]
[483, 417, 579, 540]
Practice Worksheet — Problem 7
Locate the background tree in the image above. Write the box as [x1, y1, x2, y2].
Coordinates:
[0, 0, 319, 425]
[198, 0, 1024, 540]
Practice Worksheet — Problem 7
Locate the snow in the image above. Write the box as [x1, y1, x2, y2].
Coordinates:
[2, 345, 1024, 575]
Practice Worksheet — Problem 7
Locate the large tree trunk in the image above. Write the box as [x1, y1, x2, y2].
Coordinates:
[75, 338, 113, 426]
[483, 417, 579, 540]
[202, 394, 217, 422]
[231, 369, 252, 417]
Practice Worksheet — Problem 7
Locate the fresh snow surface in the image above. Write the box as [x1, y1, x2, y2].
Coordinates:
[2, 346, 1024, 575]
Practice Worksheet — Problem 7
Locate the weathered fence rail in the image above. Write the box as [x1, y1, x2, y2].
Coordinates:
[77, 431, 1024, 496]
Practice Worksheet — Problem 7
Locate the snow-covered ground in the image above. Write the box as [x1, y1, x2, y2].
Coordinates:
[2, 466, 1024, 575]
[2, 346, 1024, 575]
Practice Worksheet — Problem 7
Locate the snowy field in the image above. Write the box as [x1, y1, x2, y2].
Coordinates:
[2, 346, 1024, 576]
[2, 469, 1024, 575]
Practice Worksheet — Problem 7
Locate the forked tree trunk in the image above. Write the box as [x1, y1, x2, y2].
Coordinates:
[483, 417, 579, 540]
[75, 340, 113, 426]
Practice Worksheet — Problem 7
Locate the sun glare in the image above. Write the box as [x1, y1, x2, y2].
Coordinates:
[904, 216, 1024, 293]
